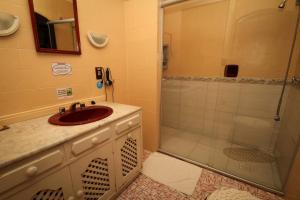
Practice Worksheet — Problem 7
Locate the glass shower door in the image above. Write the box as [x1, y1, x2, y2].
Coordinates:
[160, 0, 300, 193]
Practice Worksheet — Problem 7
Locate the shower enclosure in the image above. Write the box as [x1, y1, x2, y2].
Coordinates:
[159, 0, 300, 194]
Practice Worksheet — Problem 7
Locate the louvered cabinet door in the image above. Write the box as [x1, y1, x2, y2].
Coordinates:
[69, 142, 116, 200]
[6, 167, 74, 200]
[114, 127, 142, 190]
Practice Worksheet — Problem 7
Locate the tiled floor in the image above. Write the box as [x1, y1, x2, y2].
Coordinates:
[117, 151, 283, 200]
[160, 126, 282, 190]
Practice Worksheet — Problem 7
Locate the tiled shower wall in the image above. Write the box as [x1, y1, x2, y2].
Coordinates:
[275, 85, 300, 184]
[161, 78, 288, 153]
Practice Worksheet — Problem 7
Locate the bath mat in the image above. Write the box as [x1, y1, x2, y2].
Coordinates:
[223, 147, 275, 163]
[142, 152, 202, 195]
[207, 188, 261, 200]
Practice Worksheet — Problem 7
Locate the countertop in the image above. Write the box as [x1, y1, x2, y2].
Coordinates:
[0, 102, 141, 169]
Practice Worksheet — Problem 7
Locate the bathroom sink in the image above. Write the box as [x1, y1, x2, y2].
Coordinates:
[48, 106, 113, 126]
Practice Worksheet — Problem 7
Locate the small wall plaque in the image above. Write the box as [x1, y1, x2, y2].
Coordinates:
[57, 88, 73, 99]
[52, 63, 72, 76]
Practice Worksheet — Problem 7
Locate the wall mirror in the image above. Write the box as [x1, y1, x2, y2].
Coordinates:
[28, 0, 81, 54]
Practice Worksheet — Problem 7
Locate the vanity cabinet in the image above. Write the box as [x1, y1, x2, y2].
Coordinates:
[69, 143, 116, 200]
[6, 167, 74, 200]
[0, 111, 142, 200]
[114, 127, 142, 189]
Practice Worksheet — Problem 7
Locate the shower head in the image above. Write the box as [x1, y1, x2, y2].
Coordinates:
[278, 0, 287, 9]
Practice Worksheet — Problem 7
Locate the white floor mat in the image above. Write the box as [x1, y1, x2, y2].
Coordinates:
[207, 188, 261, 200]
[142, 152, 202, 195]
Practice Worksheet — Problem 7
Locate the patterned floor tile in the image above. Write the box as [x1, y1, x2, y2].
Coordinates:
[117, 151, 284, 200]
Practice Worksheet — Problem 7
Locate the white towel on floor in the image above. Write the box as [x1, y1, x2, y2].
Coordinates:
[207, 188, 261, 200]
[142, 152, 202, 195]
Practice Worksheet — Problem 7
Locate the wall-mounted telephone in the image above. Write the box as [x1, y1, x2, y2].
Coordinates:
[105, 67, 113, 86]
[94, 66, 114, 102]
[104, 67, 114, 102]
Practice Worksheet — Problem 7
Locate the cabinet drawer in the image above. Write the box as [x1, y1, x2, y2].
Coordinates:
[115, 114, 140, 134]
[0, 150, 64, 194]
[72, 127, 112, 156]
[5, 167, 74, 200]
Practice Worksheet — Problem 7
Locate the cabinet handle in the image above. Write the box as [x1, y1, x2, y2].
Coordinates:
[67, 196, 75, 200]
[128, 121, 133, 127]
[25, 166, 38, 177]
[76, 190, 84, 197]
[91, 137, 98, 145]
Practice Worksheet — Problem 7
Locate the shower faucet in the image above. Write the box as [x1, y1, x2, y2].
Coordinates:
[278, 0, 287, 8]
[278, 0, 300, 8]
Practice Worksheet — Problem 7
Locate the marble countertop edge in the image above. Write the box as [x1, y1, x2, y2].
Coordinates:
[0, 102, 141, 169]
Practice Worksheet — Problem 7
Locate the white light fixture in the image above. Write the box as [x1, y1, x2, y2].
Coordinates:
[0, 12, 19, 36]
[87, 32, 109, 48]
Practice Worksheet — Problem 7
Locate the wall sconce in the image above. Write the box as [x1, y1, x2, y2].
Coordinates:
[0, 12, 20, 36]
[87, 32, 109, 48]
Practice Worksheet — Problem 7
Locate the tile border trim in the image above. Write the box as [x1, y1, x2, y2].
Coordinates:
[163, 76, 293, 85]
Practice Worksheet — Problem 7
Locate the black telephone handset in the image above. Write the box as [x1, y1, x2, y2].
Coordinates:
[104, 67, 114, 102]
[105, 68, 113, 86]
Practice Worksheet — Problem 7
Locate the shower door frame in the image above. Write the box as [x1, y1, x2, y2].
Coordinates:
[157, 0, 297, 195]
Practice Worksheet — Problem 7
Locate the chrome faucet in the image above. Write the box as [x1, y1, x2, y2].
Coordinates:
[69, 102, 85, 112]
[59, 107, 66, 115]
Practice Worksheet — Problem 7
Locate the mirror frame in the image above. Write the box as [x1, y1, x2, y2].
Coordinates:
[28, 0, 81, 55]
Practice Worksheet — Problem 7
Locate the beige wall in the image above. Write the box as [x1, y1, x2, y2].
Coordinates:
[163, 10, 182, 75]
[0, 0, 127, 118]
[0, 0, 160, 152]
[124, 0, 160, 151]
[164, 0, 299, 78]
[164, 0, 229, 77]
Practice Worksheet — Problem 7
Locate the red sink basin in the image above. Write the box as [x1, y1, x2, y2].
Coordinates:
[48, 106, 113, 126]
